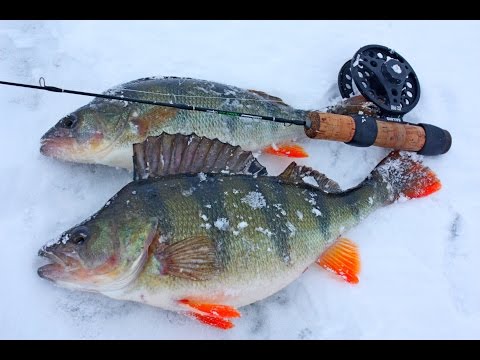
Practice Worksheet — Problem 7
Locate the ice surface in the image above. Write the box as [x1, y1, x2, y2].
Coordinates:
[1, 20, 479, 339]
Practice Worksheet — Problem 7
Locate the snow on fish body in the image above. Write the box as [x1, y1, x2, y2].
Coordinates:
[40, 77, 309, 169]
[37, 134, 441, 329]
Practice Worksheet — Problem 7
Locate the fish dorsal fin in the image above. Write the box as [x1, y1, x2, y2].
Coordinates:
[247, 89, 289, 107]
[279, 162, 342, 193]
[133, 133, 268, 180]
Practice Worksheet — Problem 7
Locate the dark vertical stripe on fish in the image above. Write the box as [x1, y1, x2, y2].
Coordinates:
[339, 188, 361, 220]
[305, 186, 331, 240]
[256, 178, 292, 265]
[226, 116, 238, 137]
[188, 174, 231, 266]
[140, 180, 175, 237]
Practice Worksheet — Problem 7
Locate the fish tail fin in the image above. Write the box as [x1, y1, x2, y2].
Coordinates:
[369, 151, 441, 204]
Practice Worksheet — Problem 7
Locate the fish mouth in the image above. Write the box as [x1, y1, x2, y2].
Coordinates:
[37, 248, 82, 282]
[40, 131, 113, 164]
[40, 137, 77, 159]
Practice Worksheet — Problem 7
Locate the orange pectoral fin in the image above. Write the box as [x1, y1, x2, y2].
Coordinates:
[316, 238, 360, 284]
[180, 299, 241, 330]
[264, 143, 308, 158]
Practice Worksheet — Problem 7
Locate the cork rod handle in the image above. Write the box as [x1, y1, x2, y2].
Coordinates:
[305, 112, 451, 155]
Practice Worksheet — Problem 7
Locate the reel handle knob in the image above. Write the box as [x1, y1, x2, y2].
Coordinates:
[305, 112, 451, 155]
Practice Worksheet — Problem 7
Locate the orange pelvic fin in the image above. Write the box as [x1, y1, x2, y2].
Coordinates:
[264, 143, 308, 158]
[189, 313, 235, 330]
[180, 299, 241, 330]
[316, 238, 360, 284]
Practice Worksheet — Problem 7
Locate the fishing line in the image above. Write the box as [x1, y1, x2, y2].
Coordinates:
[117, 87, 287, 103]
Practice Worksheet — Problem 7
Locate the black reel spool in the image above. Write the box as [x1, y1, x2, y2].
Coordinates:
[338, 44, 421, 118]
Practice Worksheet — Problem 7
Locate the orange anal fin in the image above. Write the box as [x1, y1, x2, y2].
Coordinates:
[189, 312, 234, 330]
[264, 144, 308, 158]
[316, 238, 360, 284]
[179, 299, 240, 318]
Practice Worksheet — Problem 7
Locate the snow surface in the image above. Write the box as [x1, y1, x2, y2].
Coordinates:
[1, 20, 479, 339]
[241, 191, 267, 209]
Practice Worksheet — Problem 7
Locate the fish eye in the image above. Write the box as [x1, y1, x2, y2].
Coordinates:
[60, 115, 78, 129]
[70, 226, 89, 245]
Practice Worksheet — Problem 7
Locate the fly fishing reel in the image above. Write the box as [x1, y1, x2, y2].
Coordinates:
[338, 44, 421, 118]
[315, 44, 451, 155]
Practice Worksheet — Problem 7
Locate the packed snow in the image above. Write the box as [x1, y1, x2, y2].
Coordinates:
[237, 221, 248, 229]
[1, 20, 479, 339]
[241, 191, 267, 209]
[214, 218, 230, 231]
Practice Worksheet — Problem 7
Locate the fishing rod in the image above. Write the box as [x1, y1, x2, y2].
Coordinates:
[0, 79, 306, 127]
[0, 45, 452, 156]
